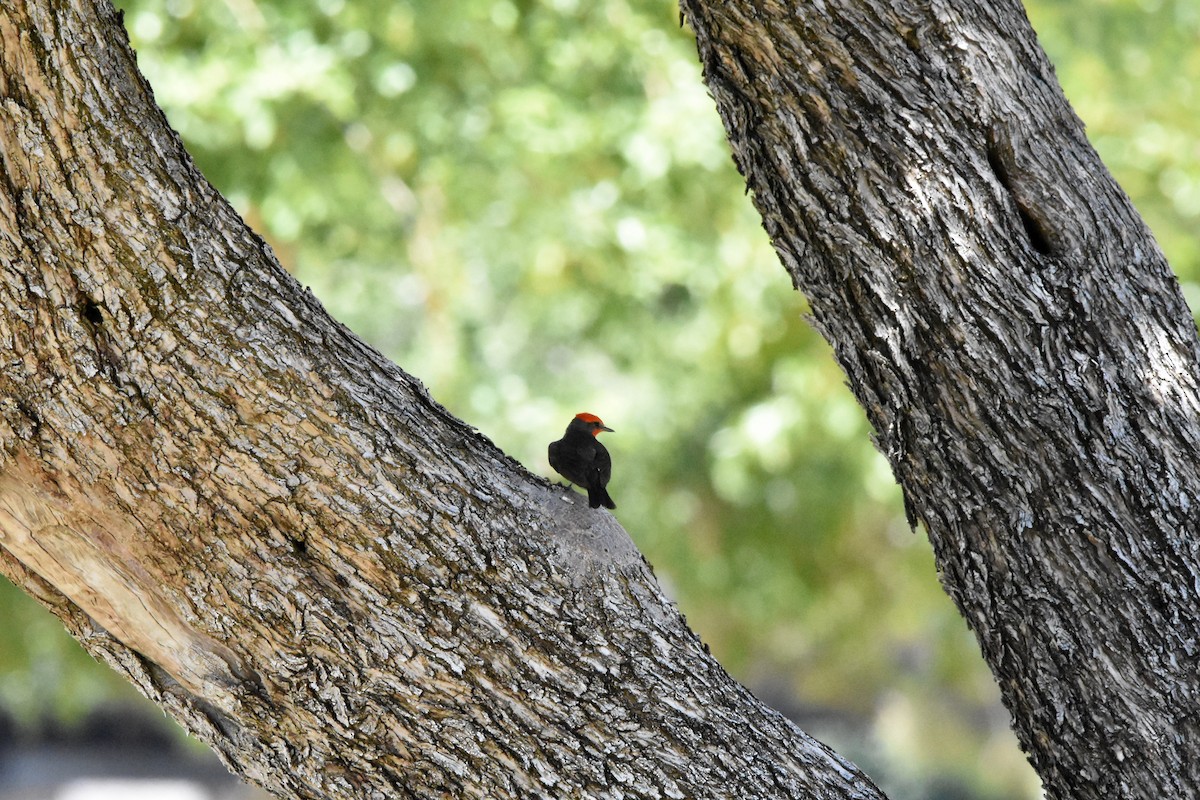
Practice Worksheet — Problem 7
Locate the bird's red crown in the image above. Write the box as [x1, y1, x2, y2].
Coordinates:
[575, 412, 605, 425]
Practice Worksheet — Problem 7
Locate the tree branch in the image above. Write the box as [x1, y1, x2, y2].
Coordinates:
[681, 1, 1200, 797]
[0, 1, 885, 798]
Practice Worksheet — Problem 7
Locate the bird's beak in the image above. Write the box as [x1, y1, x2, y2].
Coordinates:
[601, 425, 614, 432]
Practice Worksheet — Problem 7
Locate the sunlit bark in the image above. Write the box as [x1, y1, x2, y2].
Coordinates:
[681, 1, 1200, 798]
[0, 1, 886, 798]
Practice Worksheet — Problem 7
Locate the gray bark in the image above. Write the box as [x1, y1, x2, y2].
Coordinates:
[680, 1, 1200, 798]
[0, 2, 886, 799]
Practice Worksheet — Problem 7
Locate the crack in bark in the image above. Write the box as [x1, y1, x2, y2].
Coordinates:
[985, 128, 1056, 256]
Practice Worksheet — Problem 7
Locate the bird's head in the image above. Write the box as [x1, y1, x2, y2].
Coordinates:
[572, 412, 613, 436]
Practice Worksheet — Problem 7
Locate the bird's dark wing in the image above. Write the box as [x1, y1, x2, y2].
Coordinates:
[591, 443, 612, 485]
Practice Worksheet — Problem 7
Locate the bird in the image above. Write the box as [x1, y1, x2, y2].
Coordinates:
[548, 412, 616, 509]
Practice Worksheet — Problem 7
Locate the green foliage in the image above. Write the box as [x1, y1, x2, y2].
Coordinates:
[0, 579, 124, 726]
[4, 1, 1195, 797]
[1028, 0, 1200, 297]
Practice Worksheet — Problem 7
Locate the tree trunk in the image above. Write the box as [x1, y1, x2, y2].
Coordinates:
[680, 1, 1200, 798]
[0, 2, 887, 799]
[5, 0, 1196, 797]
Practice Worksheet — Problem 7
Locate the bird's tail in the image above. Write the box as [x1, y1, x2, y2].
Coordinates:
[588, 486, 616, 510]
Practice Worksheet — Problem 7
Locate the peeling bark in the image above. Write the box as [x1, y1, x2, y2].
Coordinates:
[0, 2, 887, 799]
[680, 1, 1200, 798]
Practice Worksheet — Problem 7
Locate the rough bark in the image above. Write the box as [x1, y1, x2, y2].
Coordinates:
[0, 2, 888, 799]
[680, 1, 1200, 798]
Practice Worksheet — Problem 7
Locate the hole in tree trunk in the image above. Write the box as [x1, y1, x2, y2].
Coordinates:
[81, 299, 104, 326]
[985, 136, 1055, 257]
